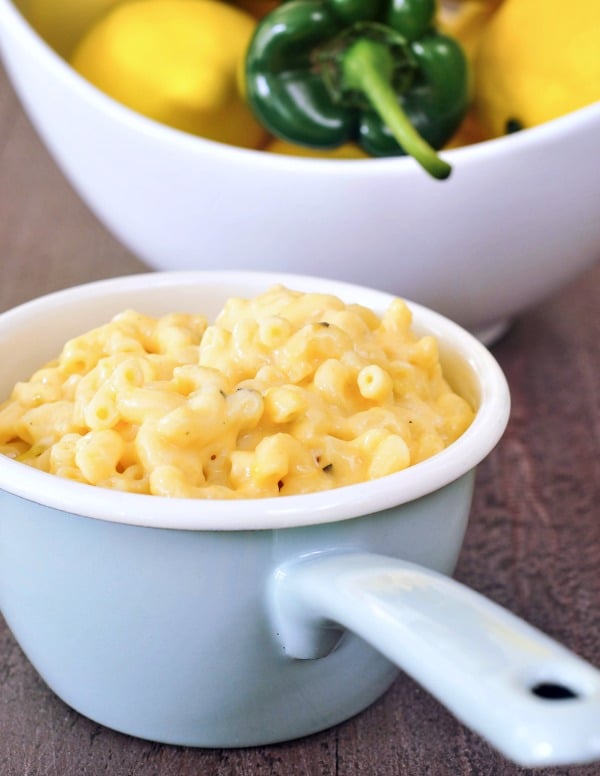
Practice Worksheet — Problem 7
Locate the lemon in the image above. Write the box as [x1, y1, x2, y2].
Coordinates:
[71, 0, 266, 149]
[473, 0, 600, 136]
[266, 139, 369, 159]
[25, 0, 122, 58]
[438, 0, 504, 65]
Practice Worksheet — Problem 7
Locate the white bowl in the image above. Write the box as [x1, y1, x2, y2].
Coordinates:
[0, 0, 599, 342]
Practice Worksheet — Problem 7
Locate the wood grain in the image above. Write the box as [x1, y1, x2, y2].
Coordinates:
[1, 61, 599, 776]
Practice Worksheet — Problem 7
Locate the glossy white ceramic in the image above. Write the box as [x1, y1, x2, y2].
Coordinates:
[0, 272, 599, 768]
[0, 1, 599, 342]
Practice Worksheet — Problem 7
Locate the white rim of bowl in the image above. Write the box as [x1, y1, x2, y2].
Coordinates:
[0, 271, 511, 530]
[0, 0, 599, 177]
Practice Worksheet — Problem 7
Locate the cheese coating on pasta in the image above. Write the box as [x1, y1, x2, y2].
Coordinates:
[0, 286, 474, 498]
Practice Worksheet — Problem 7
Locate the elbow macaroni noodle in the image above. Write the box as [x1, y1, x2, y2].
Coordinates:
[0, 286, 474, 498]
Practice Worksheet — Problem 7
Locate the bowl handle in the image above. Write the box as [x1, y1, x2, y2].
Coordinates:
[268, 551, 600, 768]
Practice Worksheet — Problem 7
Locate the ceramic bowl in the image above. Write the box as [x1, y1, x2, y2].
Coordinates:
[0, 0, 599, 343]
[0, 271, 599, 768]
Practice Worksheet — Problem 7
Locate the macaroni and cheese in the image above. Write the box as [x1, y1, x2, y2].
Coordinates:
[0, 286, 474, 498]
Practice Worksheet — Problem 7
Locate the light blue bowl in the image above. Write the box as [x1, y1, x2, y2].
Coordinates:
[0, 272, 598, 768]
[0, 474, 472, 747]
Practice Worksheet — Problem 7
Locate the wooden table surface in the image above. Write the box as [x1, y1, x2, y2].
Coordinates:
[1, 60, 599, 776]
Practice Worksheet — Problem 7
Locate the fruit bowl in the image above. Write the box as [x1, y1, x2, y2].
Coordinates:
[0, 0, 599, 342]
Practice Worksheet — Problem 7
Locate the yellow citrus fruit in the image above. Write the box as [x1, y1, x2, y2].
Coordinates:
[443, 109, 488, 149]
[266, 139, 369, 159]
[438, 0, 504, 65]
[71, 0, 266, 149]
[25, 0, 122, 59]
[473, 0, 600, 136]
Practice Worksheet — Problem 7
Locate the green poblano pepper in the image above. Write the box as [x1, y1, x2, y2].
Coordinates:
[245, 0, 469, 179]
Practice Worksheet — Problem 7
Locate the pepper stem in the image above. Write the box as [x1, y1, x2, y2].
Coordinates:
[342, 38, 451, 180]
